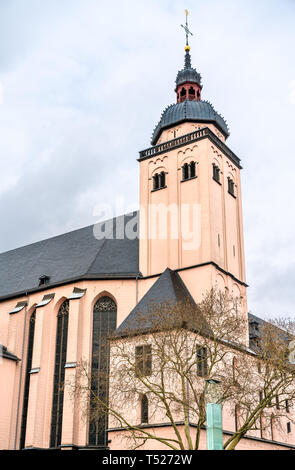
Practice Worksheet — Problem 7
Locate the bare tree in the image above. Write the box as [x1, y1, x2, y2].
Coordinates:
[70, 289, 295, 450]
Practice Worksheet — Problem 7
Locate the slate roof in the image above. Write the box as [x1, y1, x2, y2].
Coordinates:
[114, 268, 210, 337]
[0, 212, 140, 300]
[175, 50, 202, 88]
[151, 100, 230, 145]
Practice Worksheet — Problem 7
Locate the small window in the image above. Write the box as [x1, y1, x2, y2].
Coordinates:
[141, 395, 149, 424]
[190, 161, 196, 178]
[135, 345, 152, 377]
[153, 172, 166, 191]
[182, 162, 196, 181]
[276, 395, 280, 410]
[39, 275, 50, 286]
[287, 422, 291, 434]
[228, 178, 235, 197]
[213, 164, 221, 184]
[286, 400, 290, 413]
[182, 163, 189, 181]
[196, 346, 208, 378]
[153, 173, 159, 190]
[257, 363, 262, 374]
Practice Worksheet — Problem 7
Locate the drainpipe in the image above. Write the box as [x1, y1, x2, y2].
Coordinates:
[14, 292, 29, 450]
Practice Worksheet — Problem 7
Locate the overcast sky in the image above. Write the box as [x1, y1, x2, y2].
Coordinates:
[0, 0, 294, 319]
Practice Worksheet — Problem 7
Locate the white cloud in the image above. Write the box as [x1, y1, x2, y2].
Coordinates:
[0, 0, 294, 318]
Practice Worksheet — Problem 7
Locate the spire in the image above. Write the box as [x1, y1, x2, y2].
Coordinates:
[176, 10, 202, 104]
[184, 49, 192, 69]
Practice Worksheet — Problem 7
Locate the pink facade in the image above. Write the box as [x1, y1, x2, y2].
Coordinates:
[0, 34, 293, 451]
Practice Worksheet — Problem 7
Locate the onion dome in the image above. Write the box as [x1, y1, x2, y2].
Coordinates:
[151, 100, 230, 145]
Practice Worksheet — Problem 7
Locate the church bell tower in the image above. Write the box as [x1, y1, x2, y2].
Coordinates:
[138, 11, 247, 313]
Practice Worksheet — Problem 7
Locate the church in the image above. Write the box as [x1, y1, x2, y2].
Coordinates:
[0, 18, 294, 451]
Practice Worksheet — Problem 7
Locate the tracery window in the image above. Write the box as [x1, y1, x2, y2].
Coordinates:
[50, 300, 69, 448]
[20, 310, 36, 449]
[89, 296, 117, 448]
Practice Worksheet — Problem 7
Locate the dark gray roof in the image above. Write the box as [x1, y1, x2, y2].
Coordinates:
[151, 100, 230, 145]
[0, 345, 19, 362]
[115, 268, 206, 336]
[175, 50, 202, 88]
[0, 212, 140, 300]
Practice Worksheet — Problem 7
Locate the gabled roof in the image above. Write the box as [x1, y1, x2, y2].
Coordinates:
[0, 212, 140, 300]
[114, 268, 209, 336]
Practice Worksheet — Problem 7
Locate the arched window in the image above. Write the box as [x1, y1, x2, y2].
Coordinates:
[182, 163, 189, 181]
[141, 395, 149, 424]
[213, 164, 221, 183]
[228, 177, 235, 197]
[152, 172, 166, 191]
[181, 87, 186, 97]
[188, 86, 195, 100]
[50, 300, 69, 449]
[182, 162, 196, 181]
[153, 173, 160, 190]
[89, 296, 117, 447]
[20, 310, 36, 449]
[190, 161, 196, 178]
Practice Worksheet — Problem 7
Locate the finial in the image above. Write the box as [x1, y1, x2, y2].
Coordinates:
[181, 9, 193, 51]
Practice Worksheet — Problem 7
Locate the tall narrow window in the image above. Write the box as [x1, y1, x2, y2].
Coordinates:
[190, 161, 196, 178]
[235, 405, 242, 432]
[153, 174, 160, 190]
[228, 178, 235, 197]
[135, 345, 152, 377]
[50, 300, 69, 449]
[20, 310, 36, 450]
[141, 395, 149, 424]
[196, 346, 208, 378]
[213, 164, 221, 183]
[182, 163, 189, 181]
[89, 297, 117, 448]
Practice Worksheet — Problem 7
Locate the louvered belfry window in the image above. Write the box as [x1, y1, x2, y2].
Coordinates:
[89, 297, 117, 447]
[50, 300, 69, 448]
[20, 310, 36, 449]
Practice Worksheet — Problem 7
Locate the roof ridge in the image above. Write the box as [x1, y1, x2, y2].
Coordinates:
[0, 212, 139, 257]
